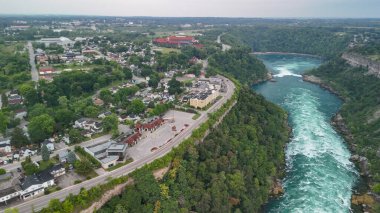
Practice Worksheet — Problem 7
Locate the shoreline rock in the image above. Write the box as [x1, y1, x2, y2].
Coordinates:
[270, 179, 284, 196]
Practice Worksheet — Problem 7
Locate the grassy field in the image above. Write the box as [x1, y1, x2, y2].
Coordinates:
[155, 47, 181, 54]
[369, 54, 380, 62]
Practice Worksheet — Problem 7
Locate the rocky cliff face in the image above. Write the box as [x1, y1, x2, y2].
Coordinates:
[342, 52, 380, 78]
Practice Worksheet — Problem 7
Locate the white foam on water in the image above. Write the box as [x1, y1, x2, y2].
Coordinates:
[269, 88, 357, 213]
[273, 67, 302, 78]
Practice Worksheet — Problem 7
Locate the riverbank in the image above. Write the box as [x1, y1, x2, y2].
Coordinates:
[302, 74, 377, 212]
[253, 52, 323, 59]
[302, 75, 345, 100]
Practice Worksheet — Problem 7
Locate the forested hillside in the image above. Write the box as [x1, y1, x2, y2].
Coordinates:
[221, 27, 351, 58]
[349, 41, 380, 62]
[98, 88, 289, 213]
[309, 58, 380, 192]
[208, 47, 268, 84]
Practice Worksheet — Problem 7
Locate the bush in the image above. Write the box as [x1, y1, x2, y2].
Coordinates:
[0, 168, 6, 175]
[74, 146, 101, 168]
[373, 183, 380, 194]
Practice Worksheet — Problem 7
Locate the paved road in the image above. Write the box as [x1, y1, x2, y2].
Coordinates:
[27, 42, 39, 83]
[1, 135, 112, 172]
[216, 34, 231, 52]
[3, 76, 235, 213]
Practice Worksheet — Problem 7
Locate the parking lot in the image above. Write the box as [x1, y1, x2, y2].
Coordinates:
[127, 110, 195, 160]
[57, 171, 86, 188]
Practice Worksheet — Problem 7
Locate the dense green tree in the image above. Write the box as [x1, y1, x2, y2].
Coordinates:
[58, 96, 69, 107]
[62, 199, 74, 213]
[10, 127, 29, 148]
[168, 77, 183, 95]
[84, 106, 100, 118]
[21, 156, 39, 175]
[68, 128, 84, 144]
[209, 47, 267, 85]
[148, 73, 160, 88]
[19, 84, 39, 106]
[1, 93, 8, 108]
[102, 114, 119, 134]
[74, 160, 93, 175]
[41, 144, 50, 162]
[99, 89, 113, 104]
[28, 114, 55, 143]
[122, 67, 133, 80]
[28, 103, 52, 119]
[47, 199, 62, 212]
[129, 99, 146, 115]
[54, 108, 75, 126]
[0, 112, 9, 135]
[221, 26, 351, 58]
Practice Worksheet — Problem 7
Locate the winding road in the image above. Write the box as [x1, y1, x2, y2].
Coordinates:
[1, 76, 235, 213]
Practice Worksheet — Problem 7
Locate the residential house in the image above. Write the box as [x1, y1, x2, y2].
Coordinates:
[20, 171, 54, 200]
[0, 172, 21, 204]
[48, 164, 66, 178]
[74, 118, 102, 135]
[19, 164, 65, 200]
[58, 150, 69, 163]
[14, 109, 27, 120]
[8, 91, 23, 106]
[98, 111, 112, 119]
[0, 138, 11, 153]
[41, 140, 55, 152]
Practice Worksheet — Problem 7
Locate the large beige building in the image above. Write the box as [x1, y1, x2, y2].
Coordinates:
[190, 90, 219, 109]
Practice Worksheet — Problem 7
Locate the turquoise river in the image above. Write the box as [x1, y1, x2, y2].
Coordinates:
[254, 54, 358, 213]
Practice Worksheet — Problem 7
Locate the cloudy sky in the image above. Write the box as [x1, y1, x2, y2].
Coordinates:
[0, 0, 379, 18]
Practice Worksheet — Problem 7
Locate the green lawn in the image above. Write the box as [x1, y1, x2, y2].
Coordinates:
[192, 113, 201, 120]
[156, 47, 181, 54]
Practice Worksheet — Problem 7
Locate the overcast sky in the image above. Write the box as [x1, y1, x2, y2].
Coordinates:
[0, 0, 379, 18]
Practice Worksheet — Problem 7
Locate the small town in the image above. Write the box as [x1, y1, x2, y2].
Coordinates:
[0, 2, 380, 213]
[0, 16, 235, 211]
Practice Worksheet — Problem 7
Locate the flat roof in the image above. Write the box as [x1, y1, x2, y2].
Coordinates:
[98, 155, 118, 164]
[86, 141, 113, 155]
[107, 143, 126, 152]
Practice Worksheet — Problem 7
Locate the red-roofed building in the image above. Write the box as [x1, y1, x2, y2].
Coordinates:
[123, 132, 142, 147]
[153, 35, 200, 48]
[135, 117, 165, 133]
[39, 67, 56, 75]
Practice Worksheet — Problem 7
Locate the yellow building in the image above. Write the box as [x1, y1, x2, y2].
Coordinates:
[190, 90, 219, 109]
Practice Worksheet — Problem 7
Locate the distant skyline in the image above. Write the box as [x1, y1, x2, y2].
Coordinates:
[0, 0, 379, 18]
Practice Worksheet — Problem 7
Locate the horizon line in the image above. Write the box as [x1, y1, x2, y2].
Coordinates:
[1, 13, 380, 20]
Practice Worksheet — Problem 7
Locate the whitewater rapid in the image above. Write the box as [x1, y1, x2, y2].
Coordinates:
[254, 54, 357, 213]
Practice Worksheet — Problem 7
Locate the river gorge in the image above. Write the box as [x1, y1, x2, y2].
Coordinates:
[254, 54, 358, 212]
